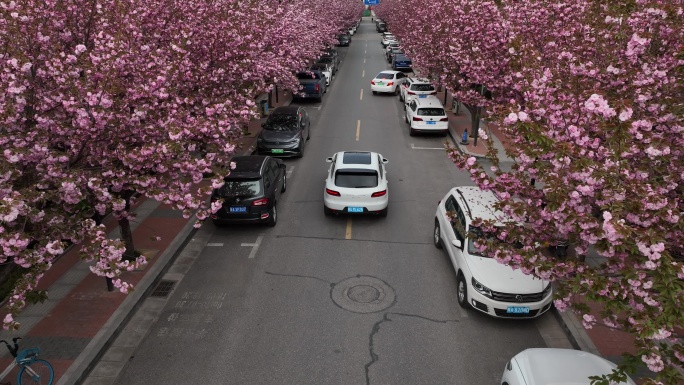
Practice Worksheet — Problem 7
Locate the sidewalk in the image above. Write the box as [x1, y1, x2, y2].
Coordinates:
[0, 87, 292, 385]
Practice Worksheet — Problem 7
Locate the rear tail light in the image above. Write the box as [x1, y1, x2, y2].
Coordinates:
[387, 82, 394, 86]
[407, 91, 416, 95]
[371, 190, 387, 198]
[315, 84, 320, 92]
[326, 188, 341, 197]
[429, 91, 437, 95]
[371, 80, 375, 85]
[440, 117, 449, 121]
[252, 198, 269, 206]
[412, 117, 423, 121]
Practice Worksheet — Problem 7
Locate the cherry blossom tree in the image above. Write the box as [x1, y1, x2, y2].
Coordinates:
[0, 0, 362, 329]
[376, 1, 683, 383]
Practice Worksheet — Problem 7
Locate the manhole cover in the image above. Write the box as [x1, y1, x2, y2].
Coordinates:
[331, 276, 396, 313]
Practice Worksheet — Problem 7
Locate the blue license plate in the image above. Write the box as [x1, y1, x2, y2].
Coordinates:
[418, 95, 428, 98]
[347, 207, 364, 213]
[426, 121, 436, 125]
[229, 206, 247, 213]
[506, 306, 530, 314]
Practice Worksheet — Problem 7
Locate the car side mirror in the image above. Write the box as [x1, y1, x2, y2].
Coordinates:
[382, 158, 388, 164]
[326, 157, 333, 163]
[280, 163, 286, 169]
[452, 239, 463, 249]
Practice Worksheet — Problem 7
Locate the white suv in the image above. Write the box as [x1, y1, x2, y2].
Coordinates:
[399, 77, 436, 105]
[324, 151, 389, 217]
[404, 95, 449, 136]
[434, 186, 553, 318]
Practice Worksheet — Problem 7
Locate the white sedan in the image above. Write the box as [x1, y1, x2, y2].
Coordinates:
[323, 151, 389, 217]
[370, 70, 407, 95]
[502, 348, 636, 384]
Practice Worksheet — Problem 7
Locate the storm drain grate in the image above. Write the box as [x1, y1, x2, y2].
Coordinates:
[151, 280, 177, 298]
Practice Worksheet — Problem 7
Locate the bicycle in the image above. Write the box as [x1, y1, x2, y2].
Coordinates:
[0, 337, 53, 385]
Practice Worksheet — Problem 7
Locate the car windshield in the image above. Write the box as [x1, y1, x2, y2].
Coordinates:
[468, 226, 522, 257]
[413, 84, 435, 91]
[317, 58, 333, 64]
[418, 108, 445, 116]
[395, 55, 410, 61]
[376, 73, 394, 80]
[310, 65, 327, 72]
[334, 170, 378, 188]
[217, 180, 261, 197]
[264, 115, 297, 131]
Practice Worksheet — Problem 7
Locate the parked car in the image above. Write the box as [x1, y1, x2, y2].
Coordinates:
[309, 63, 332, 86]
[323, 151, 389, 217]
[322, 48, 341, 67]
[295, 70, 326, 102]
[380, 33, 395, 47]
[256, 106, 311, 158]
[404, 95, 448, 136]
[434, 186, 553, 318]
[392, 53, 412, 71]
[399, 77, 437, 104]
[376, 22, 387, 32]
[337, 33, 351, 46]
[385, 42, 401, 59]
[501, 348, 636, 385]
[210, 156, 286, 227]
[370, 70, 407, 95]
[316, 55, 338, 74]
[387, 48, 405, 63]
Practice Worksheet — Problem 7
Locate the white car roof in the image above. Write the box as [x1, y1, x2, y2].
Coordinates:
[512, 348, 636, 385]
[413, 95, 445, 109]
[332, 151, 382, 171]
[450, 186, 504, 223]
[408, 77, 431, 84]
[375, 70, 401, 77]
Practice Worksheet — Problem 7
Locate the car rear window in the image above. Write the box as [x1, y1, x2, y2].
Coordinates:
[376, 73, 394, 79]
[418, 108, 445, 116]
[297, 72, 321, 80]
[412, 84, 435, 91]
[217, 180, 262, 197]
[334, 171, 378, 188]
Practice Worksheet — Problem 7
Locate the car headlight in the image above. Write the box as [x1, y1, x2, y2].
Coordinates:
[286, 137, 301, 144]
[542, 283, 552, 298]
[471, 277, 493, 298]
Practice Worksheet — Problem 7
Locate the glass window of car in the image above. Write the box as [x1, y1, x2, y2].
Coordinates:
[297, 72, 321, 80]
[334, 170, 378, 188]
[417, 108, 445, 116]
[263, 168, 273, 189]
[377, 155, 384, 179]
[264, 114, 298, 131]
[411, 84, 435, 92]
[376, 72, 394, 80]
[217, 180, 262, 197]
[268, 160, 280, 180]
[397, 73, 406, 79]
[409, 100, 417, 112]
[444, 196, 466, 241]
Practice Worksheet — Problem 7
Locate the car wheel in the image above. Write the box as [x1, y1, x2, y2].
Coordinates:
[317, 96, 323, 102]
[457, 273, 470, 309]
[281, 173, 287, 193]
[372, 91, 377, 95]
[323, 206, 333, 216]
[433, 221, 443, 249]
[394, 87, 399, 96]
[399, 92, 404, 102]
[307, 128, 311, 140]
[212, 219, 222, 227]
[404, 113, 408, 123]
[379, 207, 388, 217]
[266, 203, 277, 227]
[441, 130, 448, 137]
[409, 126, 416, 136]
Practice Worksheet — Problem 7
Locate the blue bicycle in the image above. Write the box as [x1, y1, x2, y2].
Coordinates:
[0, 337, 53, 385]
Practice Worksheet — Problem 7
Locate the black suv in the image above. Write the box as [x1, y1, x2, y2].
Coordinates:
[257, 106, 311, 157]
[210, 156, 286, 227]
[337, 33, 351, 46]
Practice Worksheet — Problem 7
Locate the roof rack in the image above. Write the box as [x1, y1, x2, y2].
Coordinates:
[456, 189, 473, 220]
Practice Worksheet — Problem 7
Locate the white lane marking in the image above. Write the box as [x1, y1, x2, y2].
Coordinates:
[206, 243, 224, 247]
[365, 50, 367, 54]
[241, 235, 264, 259]
[286, 166, 294, 177]
[356, 120, 361, 141]
[360, 88, 363, 101]
[364, 58, 366, 64]
[362, 70, 365, 78]
[410, 144, 446, 150]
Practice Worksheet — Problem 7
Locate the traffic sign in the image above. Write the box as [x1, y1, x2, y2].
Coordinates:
[364, 0, 379, 5]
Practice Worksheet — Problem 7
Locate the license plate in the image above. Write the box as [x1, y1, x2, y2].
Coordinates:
[426, 121, 436, 125]
[506, 306, 530, 314]
[347, 207, 363, 213]
[271, 149, 284, 154]
[419, 95, 428, 98]
[377, 82, 385, 85]
[229, 206, 247, 213]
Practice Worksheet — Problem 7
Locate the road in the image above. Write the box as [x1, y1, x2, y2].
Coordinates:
[110, 19, 562, 385]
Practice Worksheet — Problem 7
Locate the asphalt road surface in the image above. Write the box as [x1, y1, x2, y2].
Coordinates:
[114, 19, 551, 385]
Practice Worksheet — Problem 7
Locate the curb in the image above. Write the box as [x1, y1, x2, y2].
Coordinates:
[447, 120, 486, 159]
[552, 307, 601, 356]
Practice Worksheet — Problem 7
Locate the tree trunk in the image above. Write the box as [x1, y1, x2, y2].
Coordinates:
[118, 190, 137, 262]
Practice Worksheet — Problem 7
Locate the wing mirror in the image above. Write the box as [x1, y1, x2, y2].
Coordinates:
[326, 157, 333, 163]
[452, 239, 463, 249]
[382, 158, 388, 164]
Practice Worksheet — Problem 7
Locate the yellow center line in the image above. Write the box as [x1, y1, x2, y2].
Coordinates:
[345, 218, 353, 239]
[356, 120, 360, 141]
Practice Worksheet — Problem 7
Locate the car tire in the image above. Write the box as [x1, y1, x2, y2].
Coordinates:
[372, 91, 377, 95]
[378, 207, 388, 217]
[212, 219, 222, 227]
[394, 87, 399, 96]
[441, 130, 448, 137]
[409, 126, 416, 136]
[281, 173, 287, 193]
[404, 113, 408, 123]
[323, 206, 333, 216]
[316, 96, 323, 102]
[433, 221, 443, 249]
[399, 92, 404, 102]
[266, 203, 277, 227]
[457, 273, 470, 309]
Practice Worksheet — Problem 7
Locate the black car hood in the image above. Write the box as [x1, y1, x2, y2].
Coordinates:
[260, 129, 299, 142]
